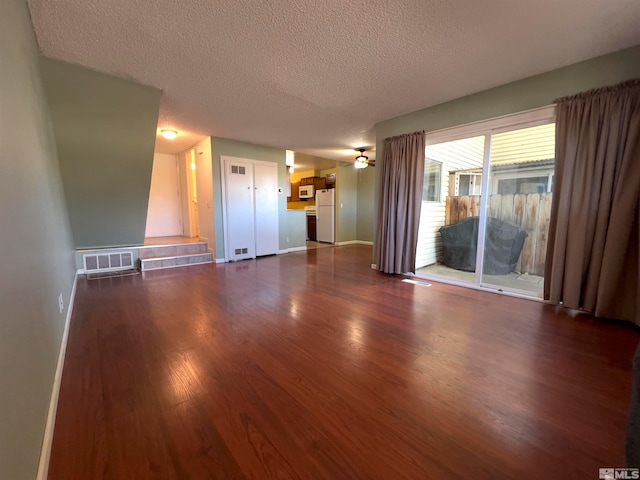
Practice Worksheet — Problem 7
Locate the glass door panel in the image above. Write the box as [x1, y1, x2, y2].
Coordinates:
[415, 135, 485, 285]
[480, 123, 555, 296]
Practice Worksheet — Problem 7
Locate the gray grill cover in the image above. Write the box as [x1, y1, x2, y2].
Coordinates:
[439, 217, 528, 275]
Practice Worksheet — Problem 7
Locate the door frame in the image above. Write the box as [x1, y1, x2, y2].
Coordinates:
[415, 105, 556, 297]
[186, 148, 199, 237]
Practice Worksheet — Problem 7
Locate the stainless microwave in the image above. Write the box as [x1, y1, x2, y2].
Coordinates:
[299, 185, 315, 199]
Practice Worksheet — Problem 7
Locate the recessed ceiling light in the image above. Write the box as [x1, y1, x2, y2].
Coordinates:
[161, 129, 178, 140]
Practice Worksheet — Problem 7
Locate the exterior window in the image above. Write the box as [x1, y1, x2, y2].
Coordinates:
[457, 173, 482, 196]
[423, 158, 441, 202]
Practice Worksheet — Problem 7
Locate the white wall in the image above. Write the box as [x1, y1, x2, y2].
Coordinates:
[0, 1, 76, 478]
[145, 153, 182, 238]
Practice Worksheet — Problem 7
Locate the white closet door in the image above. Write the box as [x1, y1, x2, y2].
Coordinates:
[224, 159, 255, 260]
[253, 162, 279, 256]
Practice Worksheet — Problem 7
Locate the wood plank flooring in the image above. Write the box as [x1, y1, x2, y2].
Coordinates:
[48, 245, 639, 479]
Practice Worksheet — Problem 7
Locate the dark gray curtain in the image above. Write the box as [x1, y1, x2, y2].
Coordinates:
[545, 79, 640, 324]
[375, 131, 425, 274]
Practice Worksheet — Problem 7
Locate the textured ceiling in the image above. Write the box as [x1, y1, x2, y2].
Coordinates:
[28, 0, 640, 163]
[292, 152, 344, 172]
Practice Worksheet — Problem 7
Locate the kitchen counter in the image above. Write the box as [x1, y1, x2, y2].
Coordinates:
[287, 199, 315, 210]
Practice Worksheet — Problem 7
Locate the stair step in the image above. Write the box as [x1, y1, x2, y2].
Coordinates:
[141, 252, 213, 271]
[139, 242, 207, 259]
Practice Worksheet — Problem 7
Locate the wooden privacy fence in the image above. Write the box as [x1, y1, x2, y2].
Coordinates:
[445, 193, 552, 276]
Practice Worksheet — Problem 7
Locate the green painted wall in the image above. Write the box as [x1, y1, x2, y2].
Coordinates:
[286, 210, 308, 248]
[210, 137, 305, 259]
[374, 44, 640, 256]
[40, 58, 161, 249]
[356, 167, 375, 242]
[337, 166, 357, 243]
[0, 1, 76, 478]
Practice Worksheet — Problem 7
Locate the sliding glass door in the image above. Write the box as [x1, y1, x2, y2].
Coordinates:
[415, 135, 485, 285]
[415, 109, 555, 297]
[480, 123, 555, 295]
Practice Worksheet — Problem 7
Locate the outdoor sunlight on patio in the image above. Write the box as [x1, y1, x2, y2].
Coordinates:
[415, 122, 555, 297]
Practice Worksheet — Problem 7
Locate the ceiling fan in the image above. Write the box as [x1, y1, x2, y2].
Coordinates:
[354, 148, 375, 168]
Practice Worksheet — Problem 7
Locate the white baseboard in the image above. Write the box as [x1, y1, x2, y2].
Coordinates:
[335, 240, 374, 246]
[276, 246, 307, 254]
[37, 272, 78, 480]
[371, 264, 377, 269]
[215, 258, 226, 264]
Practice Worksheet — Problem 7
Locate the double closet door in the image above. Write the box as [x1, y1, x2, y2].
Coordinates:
[221, 156, 279, 261]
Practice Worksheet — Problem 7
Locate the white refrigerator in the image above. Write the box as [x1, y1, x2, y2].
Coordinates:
[315, 188, 335, 243]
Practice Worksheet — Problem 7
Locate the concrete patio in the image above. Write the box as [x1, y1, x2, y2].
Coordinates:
[416, 263, 544, 296]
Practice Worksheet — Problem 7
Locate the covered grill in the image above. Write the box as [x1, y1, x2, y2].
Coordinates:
[439, 217, 528, 275]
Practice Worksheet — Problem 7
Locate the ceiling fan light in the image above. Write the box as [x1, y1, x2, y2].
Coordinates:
[354, 159, 368, 169]
[354, 148, 369, 168]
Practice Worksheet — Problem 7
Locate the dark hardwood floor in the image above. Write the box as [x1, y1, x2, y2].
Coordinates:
[48, 245, 639, 479]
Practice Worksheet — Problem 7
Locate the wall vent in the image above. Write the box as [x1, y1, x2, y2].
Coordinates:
[234, 247, 249, 255]
[231, 165, 246, 175]
[83, 251, 134, 273]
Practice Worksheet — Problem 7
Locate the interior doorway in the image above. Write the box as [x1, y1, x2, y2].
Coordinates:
[177, 138, 214, 249]
[145, 153, 183, 238]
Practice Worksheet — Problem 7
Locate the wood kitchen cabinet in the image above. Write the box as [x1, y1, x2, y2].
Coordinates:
[325, 172, 336, 187]
[314, 177, 326, 190]
[307, 214, 316, 241]
[290, 181, 300, 201]
[300, 177, 318, 186]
